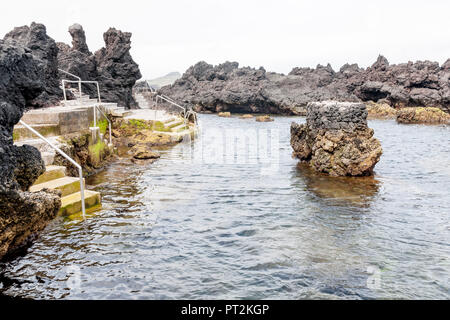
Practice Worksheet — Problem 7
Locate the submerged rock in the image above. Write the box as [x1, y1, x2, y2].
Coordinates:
[255, 115, 274, 122]
[396, 107, 450, 124]
[239, 114, 254, 119]
[218, 112, 231, 117]
[131, 144, 161, 160]
[290, 101, 383, 176]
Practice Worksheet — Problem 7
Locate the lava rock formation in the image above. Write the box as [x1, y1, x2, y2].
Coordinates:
[160, 56, 450, 115]
[57, 24, 142, 109]
[290, 101, 383, 176]
[0, 37, 61, 261]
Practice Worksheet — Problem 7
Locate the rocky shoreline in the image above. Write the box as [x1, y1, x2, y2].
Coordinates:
[159, 57, 450, 116]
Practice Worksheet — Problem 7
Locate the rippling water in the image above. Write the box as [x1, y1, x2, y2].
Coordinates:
[1, 115, 449, 299]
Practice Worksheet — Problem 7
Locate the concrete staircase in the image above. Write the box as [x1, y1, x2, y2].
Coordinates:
[13, 91, 113, 218]
[30, 165, 101, 217]
[134, 91, 155, 109]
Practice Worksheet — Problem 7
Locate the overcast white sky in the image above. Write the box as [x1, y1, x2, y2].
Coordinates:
[1, 0, 449, 79]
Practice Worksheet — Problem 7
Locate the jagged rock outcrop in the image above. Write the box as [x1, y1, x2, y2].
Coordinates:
[56, 24, 97, 96]
[0, 38, 61, 261]
[159, 61, 278, 114]
[94, 28, 142, 109]
[290, 101, 382, 176]
[57, 25, 142, 109]
[160, 56, 450, 115]
[3, 22, 62, 108]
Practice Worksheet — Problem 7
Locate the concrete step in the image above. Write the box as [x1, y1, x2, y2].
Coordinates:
[30, 176, 85, 197]
[41, 151, 56, 166]
[21, 107, 91, 134]
[59, 190, 102, 217]
[34, 165, 66, 185]
[171, 123, 188, 132]
[165, 119, 184, 129]
[110, 108, 132, 117]
[13, 123, 60, 142]
[14, 136, 62, 155]
[61, 99, 98, 107]
[162, 117, 176, 124]
[99, 103, 119, 110]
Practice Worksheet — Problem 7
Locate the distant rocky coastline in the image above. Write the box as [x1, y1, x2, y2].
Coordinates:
[159, 57, 450, 115]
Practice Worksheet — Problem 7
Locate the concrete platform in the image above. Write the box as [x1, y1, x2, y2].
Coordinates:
[124, 109, 173, 122]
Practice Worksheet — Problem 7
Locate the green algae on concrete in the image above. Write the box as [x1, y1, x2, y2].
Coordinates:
[59, 190, 101, 217]
[90, 119, 109, 135]
[13, 123, 61, 142]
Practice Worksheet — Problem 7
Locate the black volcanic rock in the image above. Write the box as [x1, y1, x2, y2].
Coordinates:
[3, 22, 62, 108]
[159, 61, 280, 114]
[69, 23, 91, 55]
[290, 101, 382, 176]
[58, 25, 142, 109]
[161, 56, 450, 114]
[56, 25, 98, 99]
[0, 38, 60, 260]
[94, 28, 142, 109]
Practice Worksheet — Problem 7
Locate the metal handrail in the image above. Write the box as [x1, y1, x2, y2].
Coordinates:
[59, 69, 82, 100]
[160, 94, 177, 104]
[155, 94, 187, 126]
[19, 120, 86, 220]
[94, 104, 113, 146]
[61, 80, 102, 104]
[59, 71, 112, 146]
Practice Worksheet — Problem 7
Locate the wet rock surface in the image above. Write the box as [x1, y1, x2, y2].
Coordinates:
[396, 107, 450, 124]
[0, 37, 60, 260]
[58, 25, 142, 109]
[131, 145, 161, 160]
[366, 101, 397, 119]
[160, 56, 450, 115]
[291, 101, 383, 176]
[255, 115, 274, 122]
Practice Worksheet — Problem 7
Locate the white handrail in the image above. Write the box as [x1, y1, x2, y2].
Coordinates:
[59, 69, 82, 100]
[19, 120, 86, 220]
[94, 104, 113, 146]
[155, 95, 187, 126]
[62, 80, 102, 104]
[59, 71, 111, 146]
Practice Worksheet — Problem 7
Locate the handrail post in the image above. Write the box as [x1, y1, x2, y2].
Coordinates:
[19, 120, 86, 220]
[93, 106, 97, 128]
[96, 83, 102, 103]
[78, 80, 82, 100]
[62, 80, 67, 101]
